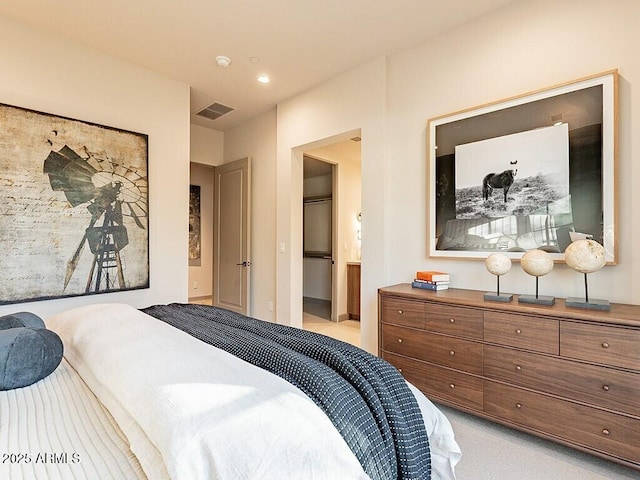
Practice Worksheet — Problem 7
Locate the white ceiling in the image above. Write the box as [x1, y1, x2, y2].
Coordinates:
[0, 0, 519, 131]
[304, 136, 362, 177]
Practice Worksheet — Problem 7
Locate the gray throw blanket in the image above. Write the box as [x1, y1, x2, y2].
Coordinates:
[141, 303, 431, 480]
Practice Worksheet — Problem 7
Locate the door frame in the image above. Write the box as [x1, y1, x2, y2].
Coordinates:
[330, 162, 338, 322]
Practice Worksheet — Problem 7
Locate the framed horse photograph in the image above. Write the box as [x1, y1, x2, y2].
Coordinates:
[427, 70, 618, 263]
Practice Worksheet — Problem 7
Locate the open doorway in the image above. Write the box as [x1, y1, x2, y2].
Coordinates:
[188, 162, 214, 305]
[301, 133, 361, 346]
[303, 157, 334, 320]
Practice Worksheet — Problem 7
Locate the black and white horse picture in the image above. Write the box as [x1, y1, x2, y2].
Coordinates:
[482, 162, 517, 202]
[452, 126, 571, 220]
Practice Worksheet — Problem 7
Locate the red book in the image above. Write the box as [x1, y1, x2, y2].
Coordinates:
[416, 271, 450, 282]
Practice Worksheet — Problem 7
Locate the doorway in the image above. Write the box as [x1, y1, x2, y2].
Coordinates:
[300, 132, 362, 345]
[303, 156, 334, 320]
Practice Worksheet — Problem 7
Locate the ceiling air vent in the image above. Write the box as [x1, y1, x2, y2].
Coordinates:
[195, 102, 235, 121]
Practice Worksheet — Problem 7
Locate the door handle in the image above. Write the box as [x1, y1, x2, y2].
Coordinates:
[236, 261, 252, 267]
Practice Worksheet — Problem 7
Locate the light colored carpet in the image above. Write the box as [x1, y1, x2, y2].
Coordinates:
[438, 405, 638, 479]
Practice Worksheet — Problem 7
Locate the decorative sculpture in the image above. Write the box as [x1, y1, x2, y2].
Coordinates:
[518, 249, 555, 305]
[564, 239, 609, 311]
[484, 253, 513, 302]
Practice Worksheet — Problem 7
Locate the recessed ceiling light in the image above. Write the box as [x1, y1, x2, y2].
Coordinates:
[250, 57, 260, 63]
[257, 74, 270, 84]
[215, 56, 231, 67]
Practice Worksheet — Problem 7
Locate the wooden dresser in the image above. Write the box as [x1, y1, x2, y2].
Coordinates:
[378, 284, 640, 469]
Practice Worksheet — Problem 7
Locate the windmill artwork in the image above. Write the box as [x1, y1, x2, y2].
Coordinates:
[0, 103, 149, 304]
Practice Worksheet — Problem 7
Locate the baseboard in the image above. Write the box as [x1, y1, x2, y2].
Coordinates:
[188, 295, 212, 302]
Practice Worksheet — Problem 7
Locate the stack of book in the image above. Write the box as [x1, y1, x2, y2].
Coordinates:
[411, 271, 450, 290]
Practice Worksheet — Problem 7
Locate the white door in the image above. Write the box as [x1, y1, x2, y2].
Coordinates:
[213, 157, 251, 314]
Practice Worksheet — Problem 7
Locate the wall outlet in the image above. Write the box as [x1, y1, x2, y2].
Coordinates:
[193, 281, 198, 289]
[268, 301, 274, 311]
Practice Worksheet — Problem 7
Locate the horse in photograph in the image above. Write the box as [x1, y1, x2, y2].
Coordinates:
[482, 161, 518, 202]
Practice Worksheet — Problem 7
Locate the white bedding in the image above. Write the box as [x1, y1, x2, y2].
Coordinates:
[44, 303, 460, 480]
[0, 358, 146, 480]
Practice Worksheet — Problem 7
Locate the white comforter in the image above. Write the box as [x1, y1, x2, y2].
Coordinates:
[48, 303, 461, 480]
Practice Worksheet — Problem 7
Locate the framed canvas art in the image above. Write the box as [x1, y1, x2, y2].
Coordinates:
[0, 103, 149, 304]
[189, 184, 201, 263]
[427, 70, 618, 263]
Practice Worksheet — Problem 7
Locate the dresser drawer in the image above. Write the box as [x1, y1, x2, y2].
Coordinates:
[381, 297, 425, 328]
[424, 303, 483, 340]
[379, 285, 640, 469]
[484, 381, 640, 464]
[382, 324, 483, 375]
[561, 322, 640, 371]
[484, 311, 558, 354]
[384, 352, 483, 411]
[484, 345, 640, 417]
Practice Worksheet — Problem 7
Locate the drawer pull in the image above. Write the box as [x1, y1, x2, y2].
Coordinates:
[397, 338, 403, 343]
[602, 385, 610, 392]
[515, 365, 522, 372]
[449, 383, 455, 389]
[398, 309, 404, 315]
[601, 342, 609, 348]
[515, 403, 522, 409]
[449, 350, 455, 356]
[449, 318, 455, 323]
[602, 428, 610, 436]
[515, 328, 522, 335]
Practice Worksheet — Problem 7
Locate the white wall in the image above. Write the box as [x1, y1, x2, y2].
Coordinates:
[191, 123, 223, 167]
[276, 57, 388, 352]
[234, 0, 640, 353]
[385, 0, 640, 304]
[224, 108, 277, 322]
[0, 16, 191, 319]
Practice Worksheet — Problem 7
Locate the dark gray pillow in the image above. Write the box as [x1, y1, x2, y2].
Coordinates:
[0, 312, 46, 330]
[0, 327, 63, 390]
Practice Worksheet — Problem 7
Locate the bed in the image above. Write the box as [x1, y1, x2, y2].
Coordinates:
[1, 303, 461, 479]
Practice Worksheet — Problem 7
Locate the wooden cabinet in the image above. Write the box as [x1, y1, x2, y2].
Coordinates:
[378, 284, 640, 470]
[346, 262, 361, 320]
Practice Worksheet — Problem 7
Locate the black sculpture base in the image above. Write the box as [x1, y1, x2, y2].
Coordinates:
[484, 292, 513, 303]
[566, 297, 610, 311]
[518, 294, 555, 306]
